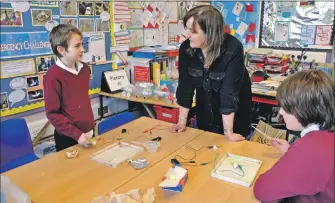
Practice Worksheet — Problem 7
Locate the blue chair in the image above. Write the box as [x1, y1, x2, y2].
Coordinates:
[98, 112, 135, 135]
[1, 118, 39, 173]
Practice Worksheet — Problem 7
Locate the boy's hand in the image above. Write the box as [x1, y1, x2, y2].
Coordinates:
[269, 137, 290, 155]
[86, 129, 94, 140]
[78, 133, 89, 147]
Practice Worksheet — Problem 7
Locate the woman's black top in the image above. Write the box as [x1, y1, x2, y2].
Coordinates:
[176, 34, 252, 137]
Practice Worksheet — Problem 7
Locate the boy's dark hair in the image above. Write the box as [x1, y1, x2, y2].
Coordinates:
[277, 69, 335, 131]
[49, 24, 82, 58]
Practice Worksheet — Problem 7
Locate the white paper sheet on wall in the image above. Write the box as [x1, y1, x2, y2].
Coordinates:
[141, 9, 152, 27]
[165, 2, 178, 22]
[144, 29, 158, 46]
[232, 2, 244, 16]
[168, 20, 186, 43]
[274, 22, 290, 42]
[236, 22, 248, 36]
[128, 9, 143, 28]
[129, 29, 144, 48]
[84, 32, 107, 63]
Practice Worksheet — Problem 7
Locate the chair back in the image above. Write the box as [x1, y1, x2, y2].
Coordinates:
[98, 112, 135, 135]
[0, 118, 34, 165]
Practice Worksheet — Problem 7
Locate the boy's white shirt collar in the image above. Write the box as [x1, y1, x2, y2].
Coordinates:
[56, 58, 83, 75]
[300, 124, 320, 137]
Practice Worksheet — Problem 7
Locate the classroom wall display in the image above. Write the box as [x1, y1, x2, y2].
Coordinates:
[0, 1, 112, 117]
[0, 59, 36, 79]
[0, 92, 9, 111]
[25, 74, 44, 102]
[0, 8, 23, 27]
[59, 18, 78, 28]
[31, 9, 52, 26]
[36, 55, 56, 73]
[212, 1, 260, 48]
[259, 1, 335, 50]
[126, 1, 212, 48]
[0, 32, 52, 59]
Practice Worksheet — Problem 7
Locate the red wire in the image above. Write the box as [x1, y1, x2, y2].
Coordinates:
[96, 137, 115, 145]
[143, 124, 169, 134]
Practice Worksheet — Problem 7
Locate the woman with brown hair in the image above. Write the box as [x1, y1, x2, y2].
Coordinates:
[254, 69, 334, 202]
[169, 5, 252, 141]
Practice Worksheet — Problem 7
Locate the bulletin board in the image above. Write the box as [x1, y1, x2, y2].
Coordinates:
[259, 1, 334, 51]
[212, 1, 260, 48]
[0, 1, 113, 117]
[124, 1, 260, 49]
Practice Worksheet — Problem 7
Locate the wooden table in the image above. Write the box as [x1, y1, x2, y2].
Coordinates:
[115, 131, 281, 203]
[99, 91, 180, 119]
[2, 117, 204, 203]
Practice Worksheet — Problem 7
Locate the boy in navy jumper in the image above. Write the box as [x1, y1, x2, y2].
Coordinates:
[44, 24, 94, 151]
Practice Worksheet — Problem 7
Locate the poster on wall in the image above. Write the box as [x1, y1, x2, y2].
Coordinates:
[60, 1, 78, 17]
[31, 9, 52, 26]
[8, 77, 27, 108]
[260, 1, 334, 50]
[60, 18, 78, 28]
[0, 32, 52, 59]
[129, 29, 144, 48]
[30, 1, 59, 7]
[36, 55, 56, 73]
[25, 74, 44, 102]
[0, 8, 23, 27]
[0, 92, 9, 111]
[0, 58, 36, 79]
[83, 32, 106, 63]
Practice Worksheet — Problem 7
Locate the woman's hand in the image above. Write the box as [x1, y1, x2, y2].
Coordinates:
[268, 137, 290, 155]
[225, 133, 245, 142]
[169, 121, 186, 133]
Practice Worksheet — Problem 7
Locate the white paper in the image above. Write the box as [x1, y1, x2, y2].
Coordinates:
[128, 9, 143, 28]
[129, 29, 144, 48]
[83, 32, 106, 63]
[236, 22, 248, 36]
[168, 20, 187, 43]
[100, 11, 110, 21]
[9, 90, 26, 107]
[45, 20, 59, 32]
[141, 9, 152, 27]
[10, 77, 27, 90]
[274, 22, 289, 42]
[158, 179, 180, 187]
[168, 2, 178, 23]
[144, 29, 158, 46]
[232, 2, 244, 16]
[11, 2, 30, 12]
[0, 59, 35, 79]
[159, 166, 187, 187]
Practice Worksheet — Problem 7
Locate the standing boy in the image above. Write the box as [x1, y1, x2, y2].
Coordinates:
[44, 24, 94, 151]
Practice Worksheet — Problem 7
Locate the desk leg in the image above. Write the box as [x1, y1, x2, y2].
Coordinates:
[99, 95, 103, 120]
[142, 103, 155, 118]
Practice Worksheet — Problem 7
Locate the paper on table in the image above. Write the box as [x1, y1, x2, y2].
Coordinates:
[158, 166, 187, 187]
[159, 179, 180, 187]
[91, 187, 155, 203]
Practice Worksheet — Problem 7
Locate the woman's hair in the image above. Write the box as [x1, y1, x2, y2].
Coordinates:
[183, 5, 225, 68]
[277, 69, 335, 130]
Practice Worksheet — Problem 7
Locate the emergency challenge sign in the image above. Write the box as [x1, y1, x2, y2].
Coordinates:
[0, 31, 52, 59]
